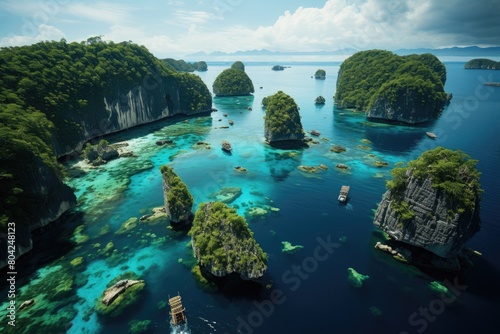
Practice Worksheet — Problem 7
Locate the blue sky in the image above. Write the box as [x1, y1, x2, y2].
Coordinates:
[1, 0, 499, 58]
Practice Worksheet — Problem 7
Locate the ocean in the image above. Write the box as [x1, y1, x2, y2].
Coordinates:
[1, 60, 499, 334]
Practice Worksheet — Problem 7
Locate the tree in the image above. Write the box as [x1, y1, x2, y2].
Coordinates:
[212, 68, 254, 96]
[231, 61, 245, 71]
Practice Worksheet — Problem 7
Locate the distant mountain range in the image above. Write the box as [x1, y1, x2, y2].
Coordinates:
[186, 46, 500, 59]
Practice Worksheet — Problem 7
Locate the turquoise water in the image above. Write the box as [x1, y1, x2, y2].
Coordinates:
[1, 61, 499, 334]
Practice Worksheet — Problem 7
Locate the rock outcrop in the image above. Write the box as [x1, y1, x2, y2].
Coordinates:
[464, 58, 500, 70]
[212, 68, 254, 96]
[0, 152, 76, 269]
[373, 147, 482, 271]
[335, 50, 449, 125]
[160, 165, 194, 227]
[264, 91, 305, 147]
[95, 278, 145, 318]
[189, 202, 267, 282]
[0, 41, 212, 269]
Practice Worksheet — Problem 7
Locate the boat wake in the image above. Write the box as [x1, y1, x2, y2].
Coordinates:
[170, 323, 191, 334]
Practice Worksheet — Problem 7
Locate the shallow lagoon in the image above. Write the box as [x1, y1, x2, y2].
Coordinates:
[1, 61, 499, 334]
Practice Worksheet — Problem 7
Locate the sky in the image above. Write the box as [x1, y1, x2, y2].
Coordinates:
[0, 0, 499, 58]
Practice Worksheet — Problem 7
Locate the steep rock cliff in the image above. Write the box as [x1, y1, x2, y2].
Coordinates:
[367, 82, 446, 124]
[373, 148, 482, 271]
[0, 152, 76, 268]
[189, 202, 267, 281]
[334, 50, 449, 124]
[160, 165, 193, 227]
[264, 91, 305, 147]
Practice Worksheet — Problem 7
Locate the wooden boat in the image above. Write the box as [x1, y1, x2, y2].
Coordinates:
[169, 294, 186, 326]
[426, 132, 437, 139]
[338, 185, 350, 203]
[221, 140, 232, 152]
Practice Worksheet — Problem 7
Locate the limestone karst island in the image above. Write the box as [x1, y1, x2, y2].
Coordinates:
[1, 1, 499, 333]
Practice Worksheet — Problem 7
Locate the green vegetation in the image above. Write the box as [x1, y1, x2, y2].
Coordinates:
[189, 202, 267, 278]
[334, 50, 447, 112]
[281, 241, 304, 254]
[464, 58, 500, 70]
[0, 38, 211, 231]
[160, 165, 193, 222]
[386, 147, 482, 215]
[314, 69, 326, 79]
[212, 68, 254, 96]
[264, 91, 304, 140]
[315, 96, 326, 104]
[161, 58, 208, 72]
[231, 61, 245, 71]
[347, 267, 369, 287]
[128, 319, 151, 334]
[83, 139, 118, 165]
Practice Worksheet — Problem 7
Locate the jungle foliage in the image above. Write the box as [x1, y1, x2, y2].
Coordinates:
[189, 202, 267, 276]
[334, 50, 447, 112]
[212, 68, 254, 96]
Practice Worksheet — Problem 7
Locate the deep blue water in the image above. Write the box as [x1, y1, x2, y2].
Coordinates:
[1, 61, 499, 334]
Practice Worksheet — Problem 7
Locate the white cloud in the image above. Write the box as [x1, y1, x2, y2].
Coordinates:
[173, 10, 219, 25]
[0, 24, 65, 46]
[63, 2, 136, 25]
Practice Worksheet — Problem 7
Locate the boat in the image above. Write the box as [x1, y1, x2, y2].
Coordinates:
[221, 140, 232, 152]
[338, 185, 350, 203]
[426, 132, 437, 139]
[310, 130, 320, 136]
[228, 120, 234, 125]
[169, 294, 186, 326]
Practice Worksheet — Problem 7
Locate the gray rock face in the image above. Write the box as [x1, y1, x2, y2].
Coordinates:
[57, 79, 211, 156]
[0, 152, 76, 269]
[367, 89, 441, 124]
[161, 168, 193, 225]
[373, 171, 481, 270]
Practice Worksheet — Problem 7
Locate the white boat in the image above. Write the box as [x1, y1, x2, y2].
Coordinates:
[338, 185, 350, 202]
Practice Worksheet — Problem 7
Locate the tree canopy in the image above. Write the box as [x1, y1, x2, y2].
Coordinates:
[334, 50, 447, 112]
[264, 91, 304, 140]
[160, 165, 193, 222]
[231, 61, 245, 71]
[212, 68, 254, 96]
[386, 147, 482, 214]
[464, 58, 500, 70]
[161, 58, 208, 72]
[0, 38, 211, 230]
[314, 69, 326, 79]
[189, 202, 267, 277]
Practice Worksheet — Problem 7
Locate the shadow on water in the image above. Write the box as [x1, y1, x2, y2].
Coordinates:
[264, 147, 304, 182]
[0, 210, 84, 290]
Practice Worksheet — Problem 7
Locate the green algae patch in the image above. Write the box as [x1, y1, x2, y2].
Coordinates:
[72, 225, 90, 244]
[369, 306, 383, 317]
[95, 274, 145, 318]
[347, 267, 370, 287]
[281, 241, 304, 254]
[128, 319, 151, 334]
[428, 281, 453, 298]
[191, 264, 216, 291]
[70, 256, 84, 267]
[116, 217, 138, 235]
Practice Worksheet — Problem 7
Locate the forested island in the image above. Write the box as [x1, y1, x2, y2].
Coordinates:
[161, 58, 208, 72]
[374, 147, 482, 271]
[189, 202, 268, 283]
[263, 91, 305, 147]
[0, 38, 212, 267]
[335, 50, 450, 124]
[212, 62, 254, 96]
[464, 58, 500, 70]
